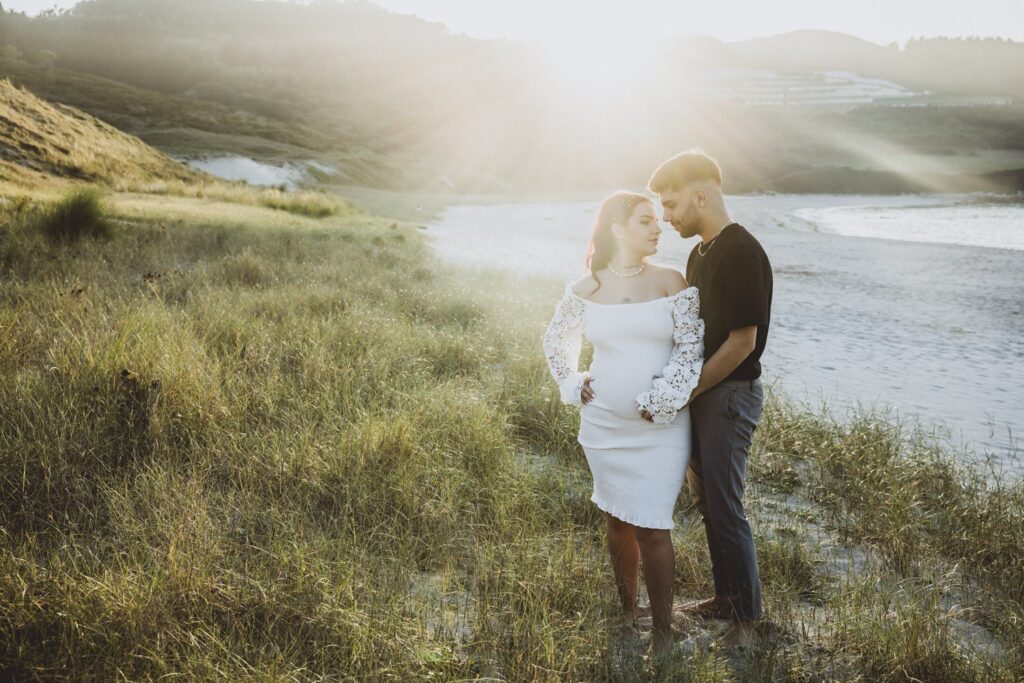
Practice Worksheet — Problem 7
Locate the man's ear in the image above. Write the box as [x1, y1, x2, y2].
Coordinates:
[696, 189, 707, 207]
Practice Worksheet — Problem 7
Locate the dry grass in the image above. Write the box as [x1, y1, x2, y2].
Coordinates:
[0, 79, 200, 185]
[1, 182, 1021, 681]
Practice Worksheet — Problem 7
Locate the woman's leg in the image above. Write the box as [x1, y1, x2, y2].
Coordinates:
[634, 526, 674, 648]
[603, 511, 640, 623]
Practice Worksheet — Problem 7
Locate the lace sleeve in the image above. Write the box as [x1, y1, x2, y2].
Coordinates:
[635, 287, 704, 423]
[542, 283, 587, 407]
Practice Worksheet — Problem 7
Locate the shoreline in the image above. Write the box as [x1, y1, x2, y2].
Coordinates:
[336, 184, 1022, 217]
[423, 193, 1024, 471]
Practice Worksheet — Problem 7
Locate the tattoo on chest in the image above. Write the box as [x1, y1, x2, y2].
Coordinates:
[620, 297, 632, 304]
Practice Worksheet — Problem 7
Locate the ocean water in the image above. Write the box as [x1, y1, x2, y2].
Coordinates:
[426, 193, 1024, 474]
[796, 198, 1024, 251]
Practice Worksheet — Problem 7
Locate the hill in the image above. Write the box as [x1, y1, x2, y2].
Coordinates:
[0, 77, 351, 218]
[716, 30, 1024, 101]
[1, 1, 1023, 193]
[0, 59, 405, 188]
[0, 77, 201, 187]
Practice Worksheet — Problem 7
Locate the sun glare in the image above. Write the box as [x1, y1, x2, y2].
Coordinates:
[539, 34, 658, 95]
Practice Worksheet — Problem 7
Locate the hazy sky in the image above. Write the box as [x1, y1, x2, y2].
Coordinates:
[4, 0, 1023, 45]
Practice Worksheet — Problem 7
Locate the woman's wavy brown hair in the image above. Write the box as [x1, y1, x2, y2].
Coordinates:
[584, 191, 652, 293]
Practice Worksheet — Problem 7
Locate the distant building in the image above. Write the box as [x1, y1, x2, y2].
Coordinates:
[694, 69, 1011, 110]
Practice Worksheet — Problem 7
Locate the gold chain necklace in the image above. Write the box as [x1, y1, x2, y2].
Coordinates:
[697, 234, 721, 256]
[698, 223, 734, 256]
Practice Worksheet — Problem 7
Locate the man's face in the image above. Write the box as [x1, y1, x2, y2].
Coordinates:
[658, 185, 701, 239]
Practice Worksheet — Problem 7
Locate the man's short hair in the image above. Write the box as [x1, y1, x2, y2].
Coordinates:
[647, 149, 722, 193]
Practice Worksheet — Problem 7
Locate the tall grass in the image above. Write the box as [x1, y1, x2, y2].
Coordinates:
[35, 188, 111, 242]
[1, 185, 1021, 680]
[756, 396, 1024, 648]
[125, 179, 353, 218]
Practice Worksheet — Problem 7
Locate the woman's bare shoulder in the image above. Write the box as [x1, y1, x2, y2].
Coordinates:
[571, 274, 599, 297]
[649, 264, 688, 293]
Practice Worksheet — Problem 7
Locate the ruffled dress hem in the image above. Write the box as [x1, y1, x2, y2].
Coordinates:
[590, 491, 674, 530]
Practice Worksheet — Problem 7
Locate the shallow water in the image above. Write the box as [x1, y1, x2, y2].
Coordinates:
[426, 193, 1024, 475]
[180, 155, 307, 188]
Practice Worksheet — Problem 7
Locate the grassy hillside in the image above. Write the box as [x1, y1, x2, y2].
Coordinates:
[731, 31, 1024, 101]
[4, 0, 1022, 193]
[0, 0, 522, 191]
[1, 164, 1022, 678]
[0, 60, 407, 188]
[0, 60, 332, 152]
[0, 77, 354, 217]
[0, 78, 201, 186]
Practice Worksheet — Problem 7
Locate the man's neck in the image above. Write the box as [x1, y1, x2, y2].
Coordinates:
[698, 213, 735, 243]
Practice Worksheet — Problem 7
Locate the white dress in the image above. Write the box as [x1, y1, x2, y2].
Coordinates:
[542, 283, 704, 529]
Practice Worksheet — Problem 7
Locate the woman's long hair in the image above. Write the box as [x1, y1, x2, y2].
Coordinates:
[584, 191, 652, 293]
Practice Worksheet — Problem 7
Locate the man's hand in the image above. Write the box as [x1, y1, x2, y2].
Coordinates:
[688, 325, 757, 400]
[581, 374, 596, 405]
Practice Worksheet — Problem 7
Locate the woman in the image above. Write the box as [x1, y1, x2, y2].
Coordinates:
[542, 191, 704, 657]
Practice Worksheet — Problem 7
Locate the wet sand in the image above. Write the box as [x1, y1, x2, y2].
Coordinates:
[426, 194, 1024, 474]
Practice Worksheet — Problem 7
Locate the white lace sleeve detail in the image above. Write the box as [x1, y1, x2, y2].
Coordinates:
[635, 287, 704, 424]
[542, 283, 587, 407]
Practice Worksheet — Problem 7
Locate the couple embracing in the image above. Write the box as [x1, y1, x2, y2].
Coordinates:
[542, 150, 773, 659]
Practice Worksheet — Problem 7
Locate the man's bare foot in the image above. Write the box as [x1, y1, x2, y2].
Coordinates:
[713, 620, 759, 650]
[682, 595, 734, 619]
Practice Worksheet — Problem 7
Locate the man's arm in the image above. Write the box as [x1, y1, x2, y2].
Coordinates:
[687, 325, 756, 401]
[639, 325, 756, 422]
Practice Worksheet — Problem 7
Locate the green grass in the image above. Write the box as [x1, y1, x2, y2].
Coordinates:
[0, 61, 408, 189]
[0, 78, 352, 219]
[35, 188, 111, 242]
[0, 62, 338, 158]
[1, 181, 1021, 680]
[0, 78, 202, 186]
[124, 178, 354, 218]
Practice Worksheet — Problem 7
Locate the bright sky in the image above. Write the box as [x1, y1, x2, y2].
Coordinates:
[5, 0, 1023, 45]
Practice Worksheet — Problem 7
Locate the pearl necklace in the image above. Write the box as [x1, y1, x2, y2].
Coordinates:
[608, 262, 645, 278]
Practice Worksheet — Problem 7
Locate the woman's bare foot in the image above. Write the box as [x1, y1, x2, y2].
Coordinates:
[649, 626, 676, 660]
[610, 619, 643, 668]
[614, 603, 651, 629]
[613, 607, 637, 630]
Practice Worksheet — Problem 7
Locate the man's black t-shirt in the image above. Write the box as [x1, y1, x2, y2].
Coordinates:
[685, 223, 772, 381]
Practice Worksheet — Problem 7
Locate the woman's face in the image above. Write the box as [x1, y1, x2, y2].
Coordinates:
[613, 201, 661, 257]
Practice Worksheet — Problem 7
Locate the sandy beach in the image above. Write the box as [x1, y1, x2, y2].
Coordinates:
[426, 193, 1024, 474]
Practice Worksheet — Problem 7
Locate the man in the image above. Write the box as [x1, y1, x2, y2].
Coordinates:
[645, 149, 773, 648]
